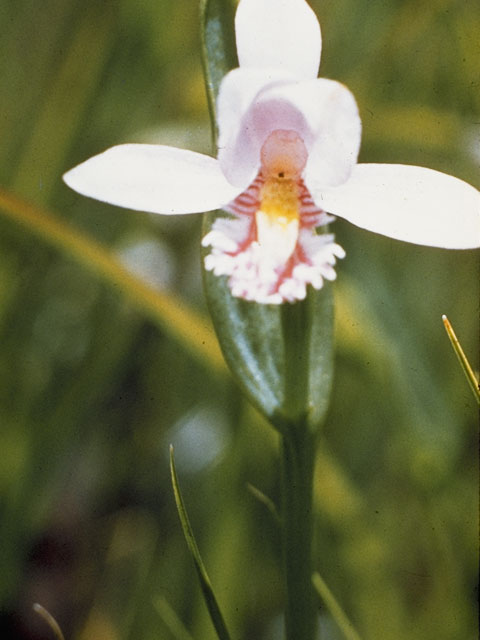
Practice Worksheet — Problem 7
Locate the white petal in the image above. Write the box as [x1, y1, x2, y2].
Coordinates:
[315, 164, 480, 249]
[285, 79, 361, 188]
[235, 0, 321, 80]
[218, 74, 361, 189]
[63, 144, 241, 215]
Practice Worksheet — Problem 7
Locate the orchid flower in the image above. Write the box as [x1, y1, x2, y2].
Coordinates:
[64, 0, 480, 305]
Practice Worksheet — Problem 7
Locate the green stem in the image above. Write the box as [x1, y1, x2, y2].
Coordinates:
[281, 299, 317, 640]
[281, 299, 311, 422]
[282, 427, 317, 640]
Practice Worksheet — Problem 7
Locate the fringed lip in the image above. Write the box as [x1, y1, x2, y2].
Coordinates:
[202, 168, 344, 304]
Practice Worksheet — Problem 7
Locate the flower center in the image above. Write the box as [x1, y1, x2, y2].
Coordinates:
[203, 128, 341, 304]
[256, 130, 308, 263]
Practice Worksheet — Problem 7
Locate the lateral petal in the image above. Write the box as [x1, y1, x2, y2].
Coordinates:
[315, 164, 480, 249]
[285, 79, 361, 188]
[235, 0, 321, 80]
[63, 144, 241, 215]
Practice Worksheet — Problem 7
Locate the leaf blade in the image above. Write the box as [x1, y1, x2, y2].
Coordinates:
[202, 254, 334, 431]
[200, 0, 237, 146]
[312, 572, 363, 640]
[0, 187, 226, 375]
[154, 596, 196, 640]
[442, 314, 480, 404]
[169, 446, 232, 640]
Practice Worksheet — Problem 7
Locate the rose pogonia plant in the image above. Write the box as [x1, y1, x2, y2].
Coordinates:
[64, 0, 480, 305]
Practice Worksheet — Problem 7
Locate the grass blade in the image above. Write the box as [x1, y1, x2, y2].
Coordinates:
[442, 315, 480, 404]
[0, 188, 225, 375]
[154, 596, 195, 640]
[246, 483, 281, 526]
[312, 572, 363, 640]
[33, 604, 65, 640]
[169, 446, 232, 640]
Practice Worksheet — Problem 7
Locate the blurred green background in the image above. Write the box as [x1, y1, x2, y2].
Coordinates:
[0, 0, 478, 639]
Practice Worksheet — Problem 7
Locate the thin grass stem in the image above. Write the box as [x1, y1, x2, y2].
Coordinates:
[33, 604, 65, 640]
[312, 573, 363, 640]
[442, 315, 479, 404]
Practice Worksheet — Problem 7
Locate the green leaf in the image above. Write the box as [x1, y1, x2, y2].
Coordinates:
[169, 446, 232, 640]
[202, 258, 334, 432]
[200, 0, 237, 146]
[0, 188, 226, 376]
[281, 290, 334, 429]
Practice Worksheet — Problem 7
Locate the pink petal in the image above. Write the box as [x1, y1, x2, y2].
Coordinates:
[217, 68, 298, 188]
[63, 144, 241, 215]
[218, 73, 361, 190]
[235, 0, 321, 80]
[315, 164, 480, 249]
